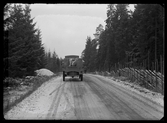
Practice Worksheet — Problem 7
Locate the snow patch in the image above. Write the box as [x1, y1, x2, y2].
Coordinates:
[92, 74, 164, 107]
[35, 68, 54, 76]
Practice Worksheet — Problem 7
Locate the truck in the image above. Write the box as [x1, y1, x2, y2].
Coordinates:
[62, 55, 84, 81]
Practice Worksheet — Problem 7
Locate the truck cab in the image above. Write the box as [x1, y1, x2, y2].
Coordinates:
[62, 55, 84, 81]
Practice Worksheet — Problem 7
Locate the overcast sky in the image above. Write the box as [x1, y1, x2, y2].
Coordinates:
[30, 4, 134, 58]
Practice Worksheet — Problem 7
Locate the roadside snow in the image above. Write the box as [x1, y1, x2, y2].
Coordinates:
[35, 69, 54, 76]
[4, 77, 62, 119]
[92, 74, 164, 107]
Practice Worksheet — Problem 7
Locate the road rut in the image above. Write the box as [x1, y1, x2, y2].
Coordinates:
[4, 74, 163, 120]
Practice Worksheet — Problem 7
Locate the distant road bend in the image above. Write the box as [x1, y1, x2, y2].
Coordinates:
[5, 74, 164, 120]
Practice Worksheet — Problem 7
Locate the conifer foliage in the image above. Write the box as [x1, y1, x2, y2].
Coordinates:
[4, 4, 45, 78]
[44, 50, 61, 73]
[82, 4, 164, 72]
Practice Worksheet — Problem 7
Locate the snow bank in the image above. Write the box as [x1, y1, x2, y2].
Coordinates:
[35, 69, 54, 76]
[112, 77, 163, 107]
[92, 74, 164, 107]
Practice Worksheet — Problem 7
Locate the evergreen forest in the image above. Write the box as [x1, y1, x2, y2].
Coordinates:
[82, 4, 164, 73]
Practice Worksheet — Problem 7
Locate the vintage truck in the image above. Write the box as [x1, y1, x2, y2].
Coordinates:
[62, 55, 84, 81]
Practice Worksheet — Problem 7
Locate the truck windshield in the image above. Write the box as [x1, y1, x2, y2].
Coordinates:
[63, 57, 82, 68]
[69, 58, 78, 67]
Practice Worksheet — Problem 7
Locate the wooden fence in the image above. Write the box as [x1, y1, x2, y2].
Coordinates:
[92, 56, 164, 95]
[118, 67, 164, 94]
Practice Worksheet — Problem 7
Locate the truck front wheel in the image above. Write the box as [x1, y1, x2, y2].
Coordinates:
[63, 71, 65, 81]
[80, 74, 83, 81]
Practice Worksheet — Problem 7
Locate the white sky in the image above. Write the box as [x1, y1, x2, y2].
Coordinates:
[30, 4, 134, 58]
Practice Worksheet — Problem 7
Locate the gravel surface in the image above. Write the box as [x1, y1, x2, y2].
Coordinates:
[93, 74, 164, 107]
[4, 74, 164, 120]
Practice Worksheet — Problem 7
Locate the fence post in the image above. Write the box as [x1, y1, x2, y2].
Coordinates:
[118, 62, 121, 76]
[143, 60, 146, 87]
[155, 59, 158, 92]
[127, 66, 129, 77]
[130, 68, 132, 81]
[131, 68, 132, 81]
[152, 62, 154, 88]
[134, 67, 135, 82]
[162, 56, 164, 94]
[128, 66, 130, 78]
[132, 66, 135, 81]
[160, 55, 164, 95]
[130, 66, 132, 81]
[139, 63, 141, 83]
[142, 60, 144, 85]
[122, 64, 124, 76]
[156, 59, 159, 72]
[146, 60, 148, 88]
[146, 60, 148, 89]
[148, 50, 150, 70]
[129, 67, 130, 80]
[163, 57, 164, 75]
[115, 63, 116, 76]
[137, 64, 138, 83]
[133, 68, 134, 82]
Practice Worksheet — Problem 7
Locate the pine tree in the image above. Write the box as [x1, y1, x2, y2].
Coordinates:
[4, 4, 13, 78]
[4, 4, 45, 77]
[44, 49, 61, 73]
[81, 4, 164, 72]
[82, 36, 92, 72]
[130, 4, 164, 70]
[51, 51, 58, 73]
[96, 30, 108, 71]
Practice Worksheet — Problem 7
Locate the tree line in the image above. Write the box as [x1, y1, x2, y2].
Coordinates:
[45, 50, 62, 73]
[82, 4, 164, 73]
[4, 4, 61, 79]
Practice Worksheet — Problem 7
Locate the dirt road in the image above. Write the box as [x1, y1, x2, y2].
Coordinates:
[4, 74, 163, 120]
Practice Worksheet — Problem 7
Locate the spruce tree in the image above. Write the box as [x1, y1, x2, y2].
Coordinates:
[4, 4, 45, 77]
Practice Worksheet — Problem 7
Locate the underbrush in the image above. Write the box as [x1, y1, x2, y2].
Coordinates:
[3, 74, 59, 114]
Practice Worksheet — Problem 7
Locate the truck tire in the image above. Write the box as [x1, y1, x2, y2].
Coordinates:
[80, 74, 83, 81]
[63, 71, 65, 81]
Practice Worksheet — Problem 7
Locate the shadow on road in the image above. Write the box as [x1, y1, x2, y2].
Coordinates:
[64, 77, 82, 82]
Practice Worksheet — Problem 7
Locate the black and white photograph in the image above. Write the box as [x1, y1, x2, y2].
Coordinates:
[3, 3, 164, 120]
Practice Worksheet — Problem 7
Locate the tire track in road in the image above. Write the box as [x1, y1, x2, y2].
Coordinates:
[82, 80, 116, 120]
[91, 75, 163, 119]
[85, 74, 163, 120]
[94, 75, 163, 111]
[77, 81, 92, 119]
[84, 75, 146, 120]
[46, 79, 66, 119]
[56, 81, 76, 120]
[72, 81, 82, 119]
[61, 86, 75, 119]
[72, 80, 91, 120]
[70, 77, 115, 120]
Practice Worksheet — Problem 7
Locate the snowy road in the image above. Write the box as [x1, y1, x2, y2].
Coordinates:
[4, 74, 164, 120]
